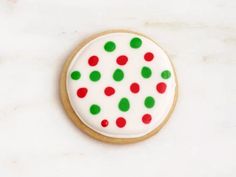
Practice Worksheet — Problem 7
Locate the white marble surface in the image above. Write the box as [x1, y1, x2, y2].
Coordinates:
[0, 0, 236, 176]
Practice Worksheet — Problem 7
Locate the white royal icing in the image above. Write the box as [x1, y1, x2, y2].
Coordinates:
[66, 32, 176, 138]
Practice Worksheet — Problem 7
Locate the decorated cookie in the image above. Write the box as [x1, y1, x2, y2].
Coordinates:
[60, 30, 177, 143]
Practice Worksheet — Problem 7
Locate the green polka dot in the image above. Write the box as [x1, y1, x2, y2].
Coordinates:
[113, 69, 124, 81]
[161, 70, 171, 79]
[141, 66, 152, 78]
[104, 41, 116, 52]
[90, 104, 101, 115]
[130, 37, 142, 48]
[71, 71, 81, 80]
[118, 98, 130, 112]
[89, 71, 101, 82]
[144, 96, 155, 108]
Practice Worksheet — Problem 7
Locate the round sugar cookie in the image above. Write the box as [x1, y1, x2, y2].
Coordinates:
[60, 30, 177, 144]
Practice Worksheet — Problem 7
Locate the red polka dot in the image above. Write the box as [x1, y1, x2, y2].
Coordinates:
[142, 114, 152, 124]
[144, 52, 154, 61]
[116, 117, 126, 128]
[156, 82, 167, 94]
[104, 87, 115, 96]
[88, 56, 99, 66]
[130, 82, 140, 93]
[101, 119, 109, 127]
[116, 55, 128, 65]
[77, 87, 88, 98]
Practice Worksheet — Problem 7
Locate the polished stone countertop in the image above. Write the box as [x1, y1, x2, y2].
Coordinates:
[0, 0, 235, 176]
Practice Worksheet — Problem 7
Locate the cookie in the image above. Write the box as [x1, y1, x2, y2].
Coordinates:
[60, 30, 177, 143]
